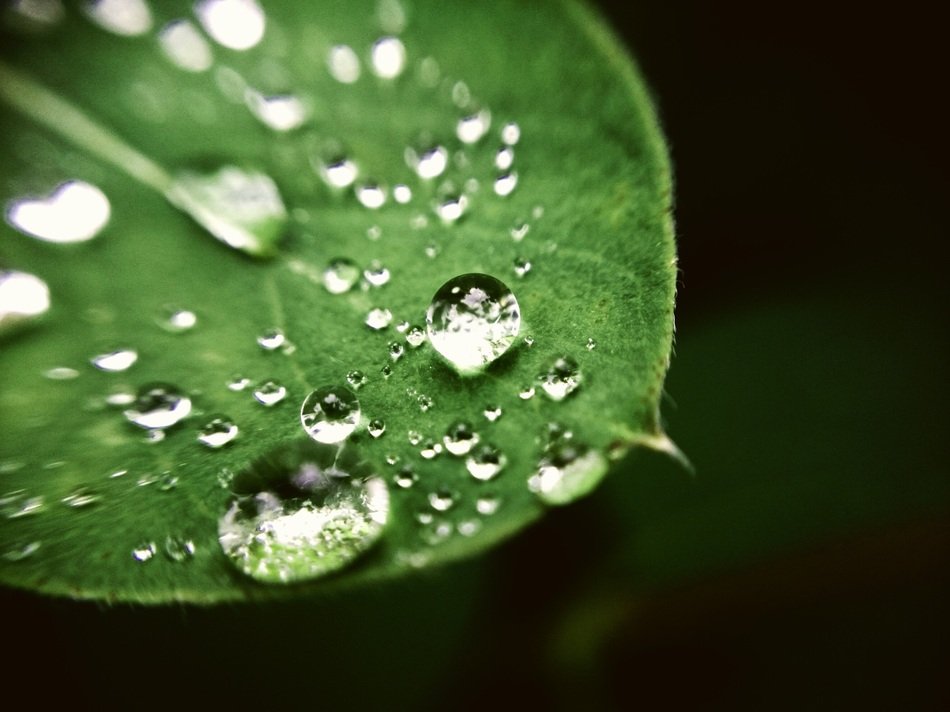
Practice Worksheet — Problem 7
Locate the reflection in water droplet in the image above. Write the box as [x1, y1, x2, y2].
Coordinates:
[428, 489, 456, 512]
[538, 356, 583, 401]
[300, 386, 360, 444]
[159, 19, 213, 72]
[163, 308, 197, 332]
[323, 258, 360, 294]
[245, 91, 307, 132]
[457, 109, 491, 144]
[164, 535, 196, 562]
[501, 122, 521, 145]
[346, 370, 367, 390]
[368, 418, 386, 438]
[195, 0, 265, 51]
[318, 156, 358, 189]
[365, 307, 393, 330]
[426, 273, 521, 374]
[0, 270, 50, 332]
[513, 257, 531, 278]
[363, 261, 391, 287]
[83, 0, 152, 36]
[2, 540, 41, 562]
[476, 495, 500, 515]
[356, 183, 387, 210]
[166, 166, 286, 257]
[370, 36, 406, 79]
[406, 144, 448, 180]
[132, 541, 156, 562]
[466, 444, 506, 480]
[494, 171, 518, 197]
[90, 348, 137, 373]
[6, 180, 110, 243]
[257, 327, 285, 351]
[393, 184, 412, 204]
[198, 416, 239, 448]
[443, 421, 479, 456]
[62, 488, 101, 508]
[253, 380, 286, 406]
[328, 44, 360, 83]
[218, 441, 389, 583]
[125, 383, 192, 429]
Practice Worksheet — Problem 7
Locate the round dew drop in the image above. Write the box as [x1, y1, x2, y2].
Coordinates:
[124, 383, 192, 429]
[300, 386, 360, 444]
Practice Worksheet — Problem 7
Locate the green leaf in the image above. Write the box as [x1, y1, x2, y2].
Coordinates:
[0, 0, 677, 603]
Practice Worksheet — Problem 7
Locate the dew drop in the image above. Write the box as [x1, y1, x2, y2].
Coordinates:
[144, 429, 166, 444]
[323, 257, 360, 294]
[43, 366, 78, 380]
[476, 495, 501, 515]
[227, 375, 251, 391]
[300, 386, 360, 444]
[218, 440, 389, 583]
[164, 535, 196, 562]
[370, 36, 406, 79]
[132, 541, 156, 562]
[451, 81, 471, 108]
[90, 348, 137, 373]
[443, 420, 480, 456]
[407, 429, 422, 446]
[346, 370, 367, 390]
[124, 383, 192, 429]
[405, 325, 426, 348]
[406, 144, 448, 180]
[518, 385, 535, 400]
[367, 225, 382, 241]
[327, 44, 360, 84]
[195, 0, 265, 51]
[457, 519, 481, 537]
[494, 146, 515, 171]
[425, 273, 521, 374]
[586, 337, 597, 351]
[6, 180, 110, 243]
[198, 416, 239, 448]
[0, 270, 50, 332]
[524, 335, 535, 347]
[83, 0, 152, 37]
[513, 257, 532, 278]
[510, 221, 530, 242]
[2, 491, 45, 519]
[2, 541, 41, 562]
[457, 108, 491, 144]
[528, 446, 608, 506]
[356, 183, 387, 210]
[465, 443, 506, 481]
[501, 122, 521, 145]
[163, 308, 197, 332]
[159, 473, 180, 491]
[393, 184, 412, 204]
[388, 342, 405, 361]
[245, 91, 308, 132]
[538, 355, 583, 401]
[368, 418, 386, 438]
[428, 489, 456, 512]
[433, 191, 468, 224]
[483, 405, 502, 422]
[253, 380, 286, 406]
[393, 466, 417, 489]
[256, 327, 285, 351]
[318, 156, 359, 189]
[380, 364, 393, 379]
[363, 260, 391, 287]
[494, 171, 518, 197]
[417, 394, 433, 412]
[365, 307, 393, 330]
[424, 242, 439, 258]
[62, 488, 101, 508]
[159, 19, 213, 72]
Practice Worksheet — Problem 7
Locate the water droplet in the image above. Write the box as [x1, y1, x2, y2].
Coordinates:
[0, 270, 50, 332]
[365, 307, 393, 330]
[426, 273, 521, 374]
[245, 91, 308, 132]
[62, 488, 101, 508]
[417, 394, 433, 412]
[328, 44, 360, 83]
[256, 327, 285, 351]
[83, 0, 152, 36]
[465, 444, 506, 480]
[457, 519, 481, 537]
[159, 473, 179, 491]
[9, 0, 64, 27]
[195, 0, 265, 51]
[419, 439, 442, 459]
[198, 416, 239, 448]
[538, 356, 583, 401]
[405, 325, 426, 348]
[424, 243, 439, 258]
[370, 36, 406, 79]
[166, 166, 286, 257]
[501, 122, 521, 145]
[532, 204, 545, 219]
[144, 429, 166, 444]
[218, 440, 389, 583]
[428, 489, 456, 512]
[163, 308, 197, 332]
[456, 108, 491, 144]
[318, 156, 359, 189]
[124, 383, 192, 429]
[524, 335, 535, 347]
[367, 224, 382, 241]
[380, 364, 393, 379]
[300, 386, 360, 444]
[105, 390, 135, 406]
[411, 214, 429, 230]
[510, 221, 530, 242]
[393, 184, 412, 204]
[6, 180, 110, 243]
[164, 535, 196, 562]
[43, 366, 78, 380]
[433, 190, 468, 224]
[494, 146, 515, 171]
[518, 385, 535, 400]
[421, 519, 453, 545]
[90, 348, 137, 373]
[346, 370, 367, 390]
[406, 144, 448, 180]
[108, 469, 128, 479]
[159, 19, 213, 72]
[393, 466, 417, 489]
[2, 541, 41, 562]
[451, 80, 471, 108]
[388, 342, 405, 362]
[528, 446, 608, 506]
[483, 405, 502, 422]
[407, 430, 422, 446]
[494, 171, 518, 197]
[132, 541, 156, 562]
[253, 380, 287, 406]
[368, 418, 386, 438]
[321, 257, 360, 294]
[228, 375, 251, 391]
[363, 260, 391, 287]
[356, 183, 387, 210]
[137, 473, 159, 487]
[586, 337, 597, 351]
[443, 421, 480, 456]
[376, 0, 406, 32]
[476, 495, 500, 515]
[2, 490, 45, 519]
[513, 257, 532, 278]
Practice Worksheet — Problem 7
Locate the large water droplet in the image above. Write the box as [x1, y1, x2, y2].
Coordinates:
[83, 0, 152, 37]
[0, 270, 50, 332]
[166, 166, 286, 257]
[198, 416, 239, 448]
[159, 19, 213, 72]
[90, 348, 137, 373]
[370, 36, 406, 79]
[6, 180, 110, 243]
[195, 0, 265, 51]
[124, 383, 192, 429]
[538, 355, 583, 401]
[328, 44, 360, 83]
[425, 273, 521, 374]
[465, 443, 506, 480]
[218, 440, 389, 583]
[300, 386, 360, 444]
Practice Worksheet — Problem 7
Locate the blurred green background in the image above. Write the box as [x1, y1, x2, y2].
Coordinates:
[5, 1, 947, 709]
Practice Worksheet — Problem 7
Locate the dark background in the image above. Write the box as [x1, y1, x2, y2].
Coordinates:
[6, 2, 948, 709]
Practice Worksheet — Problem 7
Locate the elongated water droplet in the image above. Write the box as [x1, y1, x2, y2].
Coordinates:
[228, 375, 251, 391]
[328, 44, 360, 83]
[6, 180, 110, 243]
[43, 366, 78, 380]
[529, 446, 607, 506]
[253, 380, 286, 406]
[300, 386, 360, 444]
[510, 220, 529, 241]
[2, 491, 45, 519]
[90, 348, 137, 373]
[195, 0, 265, 51]
[159, 19, 213, 72]
[495, 146, 515, 171]
[0, 270, 50, 332]
[457, 108, 491, 144]
[198, 416, 239, 448]
[426, 273, 521, 374]
[323, 258, 360, 294]
[466, 444, 506, 480]
[124, 383, 191, 429]
[9, 0, 64, 27]
[443, 421, 480, 456]
[84, 0, 152, 36]
[538, 355, 583, 401]
[370, 36, 406, 79]
[218, 440, 389, 583]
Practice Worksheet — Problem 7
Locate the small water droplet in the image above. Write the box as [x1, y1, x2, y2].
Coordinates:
[370, 36, 406, 79]
[428, 489, 456, 512]
[380, 364, 393, 379]
[405, 325, 426, 347]
[501, 121, 521, 145]
[83, 0, 152, 37]
[163, 535, 196, 562]
[144, 429, 165, 445]
[407, 429, 422, 446]
[457, 519, 481, 537]
[198, 416, 239, 448]
[363, 260, 391, 287]
[368, 418, 386, 438]
[300, 386, 360, 444]
[245, 90, 308, 132]
[483, 405, 502, 422]
[494, 171, 518, 197]
[366, 224, 382, 241]
[518, 385, 535, 400]
[416, 510, 434, 525]
[457, 108, 491, 144]
[256, 327, 285, 351]
[159, 19, 213, 72]
[393, 184, 412, 204]
[163, 308, 197, 332]
[451, 80, 471, 108]
[365, 307, 393, 330]
[195, 0, 265, 51]
[132, 541, 157, 562]
[424, 242, 439, 258]
[443, 421, 480, 456]
[105, 390, 135, 406]
[538, 356, 583, 401]
[137, 472, 159, 487]
[318, 155, 359, 189]
[476, 495, 501, 515]
[108, 469, 128, 479]
[218, 440, 389, 583]
[419, 439, 442, 459]
[513, 257, 532, 278]
[2, 540, 41, 562]
[0, 270, 50, 332]
[346, 370, 367, 390]
[90, 348, 137, 373]
[328, 44, 360, 83]
[528, 446, 608, 506]
[406, 143, 448, 180]
[9, 0, 64, 27]
[2, 491, 45, 519]
[417, 394, 433, 412]
[586, 337, 597, 351]
[532, 204, 545, 219]
[421, 519, 453, 545]
[434, 190, 468, 223]
[125, 383, 192, 429]
[388, 342, 405, 362]
[385, 453, 400, 466]
[253, 380, 287, 406]
[322, 257, 360, 294]
[62, 487, 101, 508]
[159, 473, 179, 491]
[227, 375, 251, 391]
[524, 336, 535, 347]
[426, 273, 521, 374]
[393, 466, 417, 489]
[6, 180, 110, 243]
[356, 182, 387, 210]
[44, 366, 79, 380]
[494, 146, 515, 171]
[510, 221, 529, 242]
[465, 444, 506, 481]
